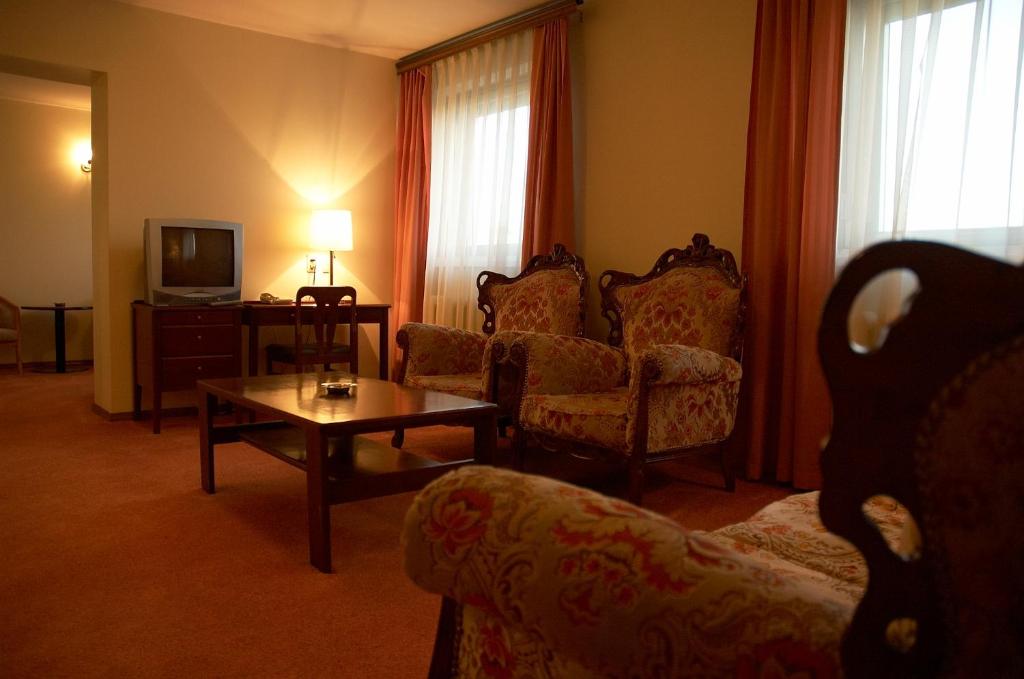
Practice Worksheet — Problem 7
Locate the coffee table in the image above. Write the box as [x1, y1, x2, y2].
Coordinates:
[197, 372, 498, 572]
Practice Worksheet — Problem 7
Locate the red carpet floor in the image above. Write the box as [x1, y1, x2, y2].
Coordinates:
[0, 369, 790, 678]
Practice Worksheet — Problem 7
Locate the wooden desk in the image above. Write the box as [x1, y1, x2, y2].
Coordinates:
[197, 372, 497, 572]
[241, 302, 390, 380]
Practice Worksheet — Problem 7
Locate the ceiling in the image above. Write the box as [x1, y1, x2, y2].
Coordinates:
[118, 0, 546, 60]
[0, 72, 91, 110]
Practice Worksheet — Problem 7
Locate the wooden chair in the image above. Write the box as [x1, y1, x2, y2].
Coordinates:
[0, 296, 23, 374]
[508, 234, 746, 504]
[265, 287, 358, 374]
[818, 240, 1024, 677]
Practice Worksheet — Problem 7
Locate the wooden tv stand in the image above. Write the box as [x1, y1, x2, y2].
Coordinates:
[132, 302, 243, 433]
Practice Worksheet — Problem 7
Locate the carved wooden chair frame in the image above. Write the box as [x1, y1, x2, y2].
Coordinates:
[510, 234, 748, 503]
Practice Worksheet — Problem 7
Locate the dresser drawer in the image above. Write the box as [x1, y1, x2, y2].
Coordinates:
[157, 309, 235, 327]
[161, 324, 237, 357]
[160, 356, 237, 390]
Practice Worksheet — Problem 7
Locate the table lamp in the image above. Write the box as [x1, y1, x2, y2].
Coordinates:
[310, 209, 353, 285]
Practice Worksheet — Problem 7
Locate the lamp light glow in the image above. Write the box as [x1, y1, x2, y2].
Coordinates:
[72, 140, 92, 173]
[310, 209, 353, 285]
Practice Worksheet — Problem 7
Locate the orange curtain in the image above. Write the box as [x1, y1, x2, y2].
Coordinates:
[521, 17, 575, 265]
[740, 0, 846, 488]
[392, 66, 432, 376]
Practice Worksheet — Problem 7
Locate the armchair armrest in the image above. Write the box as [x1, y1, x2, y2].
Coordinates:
[509, 333, 626, 396]
[396, 323, 487, 381]
[403, 466, 850, 677]
[634, 344, 742, 387]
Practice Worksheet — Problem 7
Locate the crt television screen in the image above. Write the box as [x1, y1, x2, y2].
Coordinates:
[161, 226, 234, 287]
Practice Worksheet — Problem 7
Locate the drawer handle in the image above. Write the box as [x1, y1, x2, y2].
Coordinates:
[197, 335, 203, 341]
[197, 366, 204, 372]
[196, 315, 203, 320]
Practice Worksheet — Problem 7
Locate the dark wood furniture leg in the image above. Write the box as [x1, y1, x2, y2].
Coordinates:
[378, 313, 389, 380]
[153, 386, 162, 434]
[428, 596, 459, 679]
[305, 427, 332, 573]
[391, 427, 405, 449]
[200, 391, 217, 493]
[53, 306, 67, 373]
[474, 413, 498, 465]
[249, 323, 260, 377]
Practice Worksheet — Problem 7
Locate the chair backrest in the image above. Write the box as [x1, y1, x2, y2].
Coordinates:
[294, 286, 357, 370]
[599, 233, 745, 361]
[477, 244, 588, 336]
[0, 296, 19, 331]
[818, 241, 1024, 678]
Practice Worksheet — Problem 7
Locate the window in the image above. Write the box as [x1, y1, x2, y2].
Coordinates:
[422, 30, 533, 330]
[837, 0, 1024, 268]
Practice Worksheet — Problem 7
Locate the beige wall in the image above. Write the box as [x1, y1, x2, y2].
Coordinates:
[576, 0, 756, 338]
[0, 0, 396, 413]
[0, 97, 93, 365]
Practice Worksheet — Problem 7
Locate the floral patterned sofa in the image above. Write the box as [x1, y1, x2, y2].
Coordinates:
[402, 466, 908, 678]
[394, 244, 587, 446]
[404, 239, 1024, 677]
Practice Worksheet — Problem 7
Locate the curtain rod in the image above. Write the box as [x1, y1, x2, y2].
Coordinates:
[395, 0, 581, 74]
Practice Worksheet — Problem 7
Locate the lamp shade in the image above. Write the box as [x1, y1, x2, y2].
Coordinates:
[310, 209, 353, 251]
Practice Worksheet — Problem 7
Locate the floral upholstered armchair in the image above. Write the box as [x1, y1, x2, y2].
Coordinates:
[508, 234, 745, 503]
[394, 244, 587, 447]
[403, 239, 1024, 678]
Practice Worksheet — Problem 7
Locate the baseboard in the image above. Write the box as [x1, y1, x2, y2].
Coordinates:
[91, 403, 134, 421]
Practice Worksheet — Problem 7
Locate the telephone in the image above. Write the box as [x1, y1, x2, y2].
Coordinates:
[259, 292, 290, 304]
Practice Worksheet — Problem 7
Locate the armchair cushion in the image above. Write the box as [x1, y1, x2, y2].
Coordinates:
[490, 267, 584, 336]
[711, 492, 909, 588]
[613, 267, 741, 358]
[403, 466, 852, 678]
[520, 388, 629, 451]
[404, 373, 482, 401]
[513, 333, 627, 397]
[398, 323, 487, 378]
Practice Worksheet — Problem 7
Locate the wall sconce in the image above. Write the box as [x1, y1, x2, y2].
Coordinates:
[73, 140, 92, 173]
[310, 209, 353, 285]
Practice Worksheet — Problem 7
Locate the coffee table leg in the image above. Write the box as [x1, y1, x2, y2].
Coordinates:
[306, 428, 332, 573]
[199, 391, 217, 493]
[473, 413, 498, 465]
[54, 307, 67, 373]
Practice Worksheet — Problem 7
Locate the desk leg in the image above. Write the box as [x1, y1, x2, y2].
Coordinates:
[473, 413, 498, 466]
[199, 391, 217, 493]
[248, 324, 259, 377]
[54, 308, 67, 373]
[306, 427, 332, 573]
[378, 314, 389, 380]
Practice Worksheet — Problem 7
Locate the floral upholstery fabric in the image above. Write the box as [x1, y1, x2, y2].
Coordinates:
[710, 492, 908, 588]
[636, 344, 742, 386]
[489, 268, 583, 336]
[405, 373, 483, 401]
[520, 389, 629, 451]
[514, 334, 627, 397]
[400, 323, 488, 378]
[629, 379, 741, 454]
[403, 466, 857, 678]
[613, 267, 741, 359]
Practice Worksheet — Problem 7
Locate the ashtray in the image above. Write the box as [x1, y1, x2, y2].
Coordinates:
[321, 381, 357, 397]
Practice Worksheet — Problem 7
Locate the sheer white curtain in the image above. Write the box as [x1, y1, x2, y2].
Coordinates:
[422, 30, 533, 330]
[838, 0, 1024, 271]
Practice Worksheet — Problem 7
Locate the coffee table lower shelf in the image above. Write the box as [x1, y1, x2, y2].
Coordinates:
[235, 423, 470, 504]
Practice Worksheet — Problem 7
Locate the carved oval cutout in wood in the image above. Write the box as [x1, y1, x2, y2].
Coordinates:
[846, 268, 920, 353]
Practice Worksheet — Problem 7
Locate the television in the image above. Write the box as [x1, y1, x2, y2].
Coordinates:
[143, 218, 243, 305]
